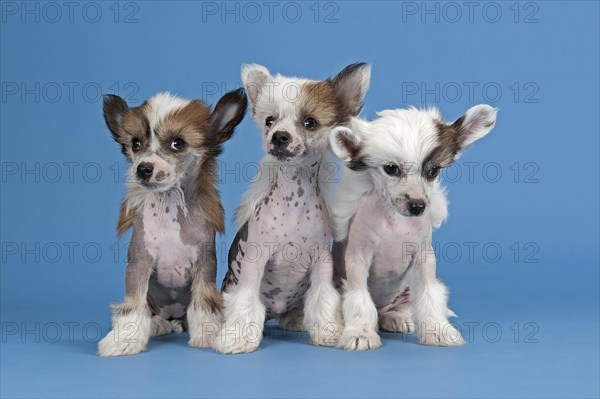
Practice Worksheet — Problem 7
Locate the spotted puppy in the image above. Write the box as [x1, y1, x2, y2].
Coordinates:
[330, 105, 497, 350]
[214, 63, 371, 354]
[97, 89, 247, 356]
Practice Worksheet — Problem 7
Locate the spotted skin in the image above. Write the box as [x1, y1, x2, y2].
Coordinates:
[222, 162, 330, 319]
[128, 185, 217, 321]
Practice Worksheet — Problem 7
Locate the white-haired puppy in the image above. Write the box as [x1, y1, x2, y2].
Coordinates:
[214, 63, 371, 354]
[329, 105, 497, 350]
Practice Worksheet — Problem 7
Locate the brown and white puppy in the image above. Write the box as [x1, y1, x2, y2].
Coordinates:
[97, 90, 246, 356]
[215, 63, 370, 354]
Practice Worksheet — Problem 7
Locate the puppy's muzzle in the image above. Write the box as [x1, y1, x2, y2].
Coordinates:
[270, 130, 295, 159]
[272, 131, 290, 148]
[137, 162, 154, 181]
[408, 199, 426, 216]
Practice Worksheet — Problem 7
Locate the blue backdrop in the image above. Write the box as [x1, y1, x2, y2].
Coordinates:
[1, 1, 598, 398]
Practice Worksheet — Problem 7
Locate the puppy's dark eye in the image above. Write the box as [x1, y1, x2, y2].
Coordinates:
[383, 163, 401, 177]
[265, 116, 275, 128]
[427, 166, 440, 179]
[170, 138, 186, 151]
[304, 117, 317, 130]
[132, 138, 142, 153]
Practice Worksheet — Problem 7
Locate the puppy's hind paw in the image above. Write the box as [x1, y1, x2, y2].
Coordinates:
[308, 321, 343, 347]
[151, 316, 180, 336]
[170, 320, 184, 334]
[337, 329, 382, 351]
[379, 312, 415, 334]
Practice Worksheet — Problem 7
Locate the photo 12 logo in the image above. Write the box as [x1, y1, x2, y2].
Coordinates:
[1, 2, 140, 24]
[0, 319, 540, 345]
[0, 238, 540, 266]
[200, 1, 340, 23]
[0, 159, 541, 186]
[1, 81, 139, 104]
[399, 1, 540, 24]
[401, 81, 540, 104]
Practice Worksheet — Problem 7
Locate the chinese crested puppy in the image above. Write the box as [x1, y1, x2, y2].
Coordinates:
[98, 89, 246, 356]
[215, 63, 371, 354]
[330, 105, 497, 350]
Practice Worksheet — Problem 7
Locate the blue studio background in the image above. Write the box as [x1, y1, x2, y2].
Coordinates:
[1, 1, 598, 398]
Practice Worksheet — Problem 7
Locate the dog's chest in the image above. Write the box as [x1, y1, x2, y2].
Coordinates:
[252, 174, 330, 315]
[141, 188, 205, 288]
[255, 178, 330, 243]
[349, 193, 432, 304]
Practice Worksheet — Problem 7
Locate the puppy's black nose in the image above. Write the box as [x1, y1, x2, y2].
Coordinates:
[271, 131, 290, 148]
[136, 162, 154, 181]
[408, 199, 426, 216]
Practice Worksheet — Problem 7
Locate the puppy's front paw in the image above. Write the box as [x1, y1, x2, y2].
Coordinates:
[188, 324, 219, 349]
[213, 326, 261, 354]
[97, 330, 147, 357]
[379, 312, 415, 333]
[337, 329, 382, 351]
[186, 308, 220, 349]
[188, 334, 213, 349]
[419, 323, 465, 346]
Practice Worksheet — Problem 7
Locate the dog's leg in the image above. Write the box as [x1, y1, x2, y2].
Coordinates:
[379, 284, 415, 333]
[336, 247, 381, 351]
[98, 298, 152, 357]
[213, 243, 267, 354]
[304, 247, 343, 347]
[187, 282, 222, 348]
[188, 244, 222, 349]
[214, 282, 266, 354]
[98, 244, 153, 357]
[411, 244, 464, 346]
[278, 304, 305, 332]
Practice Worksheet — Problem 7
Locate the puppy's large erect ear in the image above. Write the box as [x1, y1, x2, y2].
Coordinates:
[103, 94, 129, 139]
[241, 64, 271, 112]
[453, 104, 497, 150]
[208, 88, 247, 145]
[330, 126, 366, 171]
[331, 63, 371, 118]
